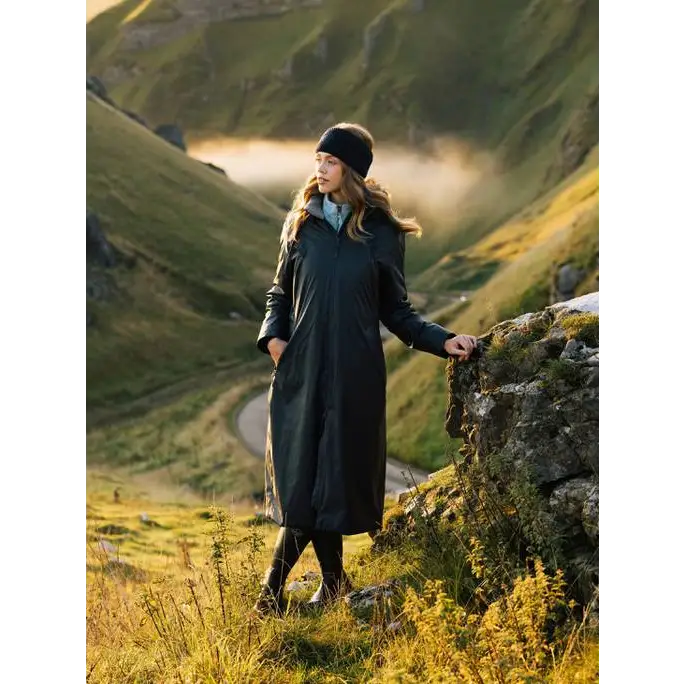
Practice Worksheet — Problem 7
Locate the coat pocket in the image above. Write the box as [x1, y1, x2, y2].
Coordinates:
[272, 332, 306, 401]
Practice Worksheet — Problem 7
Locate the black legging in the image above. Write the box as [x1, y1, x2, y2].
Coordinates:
[311, 529, 343, 575]
[264, 526, 343, 589]
[265, 526, 313, 587]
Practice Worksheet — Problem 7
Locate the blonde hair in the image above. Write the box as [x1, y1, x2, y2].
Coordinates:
[284, 122, 423, 242]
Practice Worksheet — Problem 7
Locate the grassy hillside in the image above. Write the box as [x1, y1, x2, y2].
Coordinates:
[413, 154, 599, 292]
[386, 162, 599, 471]
[86, 471, 598, 682]
[87, 0, 597, 294]
[87, 0, 597, 155]
[87, 0, 598, 490]
[87, 372, 270, 502]
[86, 95, 284, 415]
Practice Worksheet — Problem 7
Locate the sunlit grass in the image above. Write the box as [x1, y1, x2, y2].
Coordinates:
[87, 482, 598, 683]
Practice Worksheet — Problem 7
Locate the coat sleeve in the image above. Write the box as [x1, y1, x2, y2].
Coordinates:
[377, 227, 456, 359]
[256, 226, 294, 355]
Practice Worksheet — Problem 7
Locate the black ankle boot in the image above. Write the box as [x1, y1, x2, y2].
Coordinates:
[253, 526, 313, 617]
[253, 566, 287, 617]
[306, 530, 351, 610]
[307, 569, 353, 607]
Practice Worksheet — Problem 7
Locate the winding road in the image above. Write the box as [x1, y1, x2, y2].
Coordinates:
[236, 388, 431, 495]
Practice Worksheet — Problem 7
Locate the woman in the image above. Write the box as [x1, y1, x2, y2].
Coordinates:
[253, 123, 477, 616]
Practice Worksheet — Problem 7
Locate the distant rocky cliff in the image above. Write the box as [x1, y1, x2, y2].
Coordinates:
[116, 0, 327, 52]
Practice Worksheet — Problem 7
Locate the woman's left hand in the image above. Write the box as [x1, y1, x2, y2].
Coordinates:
[444, 334, 478, 362]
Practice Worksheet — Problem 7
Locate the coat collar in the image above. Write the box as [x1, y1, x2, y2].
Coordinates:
[304, 193, 325, 220]
[304, 193, 381, 222]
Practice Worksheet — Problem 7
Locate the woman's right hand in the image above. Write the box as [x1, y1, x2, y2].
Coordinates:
[267, 337, 288, 366]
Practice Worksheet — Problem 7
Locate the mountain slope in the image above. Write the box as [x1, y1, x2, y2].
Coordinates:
[87, 0, 598, 287]
[87, 94, 283, 414]
[87, 0, 597, 157]
[86, 0, 599, 478]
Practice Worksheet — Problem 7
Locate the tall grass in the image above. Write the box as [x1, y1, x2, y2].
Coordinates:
[87, 486, 598, 682]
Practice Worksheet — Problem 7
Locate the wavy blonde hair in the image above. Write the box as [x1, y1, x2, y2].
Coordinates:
[284, 122, 423, 243]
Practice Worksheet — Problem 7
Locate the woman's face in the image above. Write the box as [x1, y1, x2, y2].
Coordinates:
[315, 152, 344, 194]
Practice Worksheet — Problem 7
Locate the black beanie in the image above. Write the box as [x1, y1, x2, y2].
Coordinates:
[315, 127, 373, 178]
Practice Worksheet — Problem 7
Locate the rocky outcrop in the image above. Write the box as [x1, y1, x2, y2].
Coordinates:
[376, 293, 599, 608]
[123, 109, 148, 127]
[551, 262, 584, 302]
[313, 35, 328, 63]
[546, 89, 599, 185]
[87, 78, 227, 176]
[87, 210, 117, 268]
[119, 0, 327, 52]
[154, 124, 187, 152]
[549, 252, 600, 304]
[86, 75, 114, 105]
[87, 210, 121, 324]
[362, 11, 392, 70]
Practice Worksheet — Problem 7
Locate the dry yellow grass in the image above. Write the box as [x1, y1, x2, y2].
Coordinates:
[469, 167, 599, 263]
[86, 480, 598, 683]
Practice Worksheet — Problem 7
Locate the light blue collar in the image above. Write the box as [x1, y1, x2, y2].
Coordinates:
[322, 193, 352, 232]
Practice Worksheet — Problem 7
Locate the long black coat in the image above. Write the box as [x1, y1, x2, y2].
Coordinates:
[256, 194, 456, 535]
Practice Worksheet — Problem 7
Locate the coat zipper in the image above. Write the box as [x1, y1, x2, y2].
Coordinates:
[331, 226, 342, 386]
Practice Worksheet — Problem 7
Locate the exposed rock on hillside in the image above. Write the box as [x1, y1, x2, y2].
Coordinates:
[375, 293, 599, 608]
[87, 210, 117, 269]
[86, 78, 227, 175]
[87, 210, 121, 324]
[88, 0, 597, 150]
[546, 89, 599, 186]
[119, 0, 327, 52]
[362, 10, 392, 70]
[154, 124, 187, 152]
[86, 75, 114, 106]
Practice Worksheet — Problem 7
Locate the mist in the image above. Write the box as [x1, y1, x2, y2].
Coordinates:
[189, 136, 497, 231]
[87, 0, 124, 21]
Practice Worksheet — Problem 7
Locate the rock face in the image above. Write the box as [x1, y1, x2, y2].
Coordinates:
[154, 124, 187, 151]
[362, 11, 391, 70]
[549, 252, 600, 304]
[87, 210, 117, 268]
[448, 293, 598, 603]
[376, 293, 599, 608]
[87, 210, 121, 325]
[118, 0, 327, 52]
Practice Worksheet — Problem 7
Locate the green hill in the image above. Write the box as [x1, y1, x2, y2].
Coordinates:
[87, 0, 597, 277]
[87, 0, 596, 152]
[86, 94, 283, 417]
[86, 0, 598, 482]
